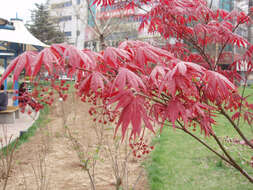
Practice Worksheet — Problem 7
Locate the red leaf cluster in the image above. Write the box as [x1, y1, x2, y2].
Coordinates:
[1, 0, 252, 141]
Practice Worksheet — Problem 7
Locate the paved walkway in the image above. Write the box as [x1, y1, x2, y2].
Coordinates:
[0, 98, 39, 148]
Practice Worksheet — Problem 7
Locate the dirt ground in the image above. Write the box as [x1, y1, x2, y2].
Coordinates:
[1, 93, 151, 190]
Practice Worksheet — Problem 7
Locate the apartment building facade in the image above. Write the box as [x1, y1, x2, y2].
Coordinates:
[48, 0, 88, 49]
[206, 0, 251, 42]
[48, 0, 160, 50]
[47, 1, 252, 52]
[48, 0, 141, 50]
[217, 0, 253, 83]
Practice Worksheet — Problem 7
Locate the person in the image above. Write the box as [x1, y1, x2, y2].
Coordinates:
[0, 84, 8, 111]
[18, 82, 26, 102]
[18, 82, 36, 110]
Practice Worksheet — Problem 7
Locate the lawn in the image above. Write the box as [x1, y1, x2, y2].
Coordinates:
[146, 87, 253, 190]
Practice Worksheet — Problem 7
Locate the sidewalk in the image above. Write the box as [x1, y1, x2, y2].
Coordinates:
[0, 98, 39, 148]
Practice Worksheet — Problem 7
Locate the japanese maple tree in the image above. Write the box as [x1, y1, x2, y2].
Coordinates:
[1, 0, 253, 183]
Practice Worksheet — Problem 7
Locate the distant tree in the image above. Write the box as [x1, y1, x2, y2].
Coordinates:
[27, 3, 66, 45]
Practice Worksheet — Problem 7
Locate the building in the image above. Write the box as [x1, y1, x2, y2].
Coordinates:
[48, 0, 88, 49]
[234, 0, 253, 84]
[92, 0, 162, 50]
[216, 0, 253, 84]
[48, 0, 138, 50]
[235, 0, 253, 44]
[93, 1, 140, 49]
[48, 0, 159, 50]
[207, 0, 251, 41]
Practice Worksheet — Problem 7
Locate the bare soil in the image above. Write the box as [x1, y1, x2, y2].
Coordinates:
[0, 93, 151, 190]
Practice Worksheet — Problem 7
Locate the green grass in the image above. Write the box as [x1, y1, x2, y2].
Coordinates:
[18, 105, 50, 143]
[1, 104, 50, 154]
[146, 88, 253, 190]
[1, 79, 73, 153]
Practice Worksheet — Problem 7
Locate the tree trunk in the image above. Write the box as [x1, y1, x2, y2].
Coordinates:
[99, 34, 106, 51]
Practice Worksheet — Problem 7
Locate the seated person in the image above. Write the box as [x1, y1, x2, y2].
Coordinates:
[18, 82, 36, 110]
[18, 82, 26, 102]
[0, 84, 8, 111]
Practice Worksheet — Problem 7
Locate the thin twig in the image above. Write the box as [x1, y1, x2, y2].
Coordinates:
[86, 0, 101, 36]
[173, 121, 232, 165]
[220, 108, 253, 149]
[211, 133, 253, 183]
[132, 168, 144, 190]
[215, 12, 252, 69]
[2, 138, 19, 190]
[236, 75, 249, 127]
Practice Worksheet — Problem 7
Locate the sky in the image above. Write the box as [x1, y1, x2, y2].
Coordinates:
[0, 0, 46, 23]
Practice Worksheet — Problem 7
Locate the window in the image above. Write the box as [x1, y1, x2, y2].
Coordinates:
[59, 16, 72, 22]
[125, 16, 142, 23]
[237, 27, 247, 38]
[51, 1, 72, 9]
[63, 1, 72, 7]
[64, 31, 72, 36]
[219, 0, 233, 11]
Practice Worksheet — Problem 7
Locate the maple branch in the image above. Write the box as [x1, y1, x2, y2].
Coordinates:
[86, 26, 101, 38]
[220, 108, 253, 149]
[124, 0, 149, 13]
[175, 121, 253, 183]
[236, 76, 249, 128]
[103, 18, 124, 38]
[149, 89, 171, 103]
[169, 16, 214, 69]
[211, 133, 253, 183]
[101, 16, 115, 34]
[214, 39, 229, 69]
[135, 92, 167, 106]
[86, 0, 102, 36]
[202, 9, 211, 54]
[215, 12, 252, 69]
[67, 63, 116, 78]
[172, 121, 232, 165]
[100, 8, 127, 39]
[192, 39, 214, 67]
[160, 93, 171, 103]
[185, 36, 214, 70]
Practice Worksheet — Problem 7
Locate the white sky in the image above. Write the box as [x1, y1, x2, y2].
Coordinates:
[0, 0, 47, 23]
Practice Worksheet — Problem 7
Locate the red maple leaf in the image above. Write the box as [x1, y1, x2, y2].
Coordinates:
[63, 45, 95, 76]
[103, 47, 131, 68]
[79, 72, 109, 95]
[203, 70, 236, 103]
[33, 48, 62, 77]
[112, 67, 146, 91]
[110, 90, 154, 140]
[0, 51, 37, 84]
